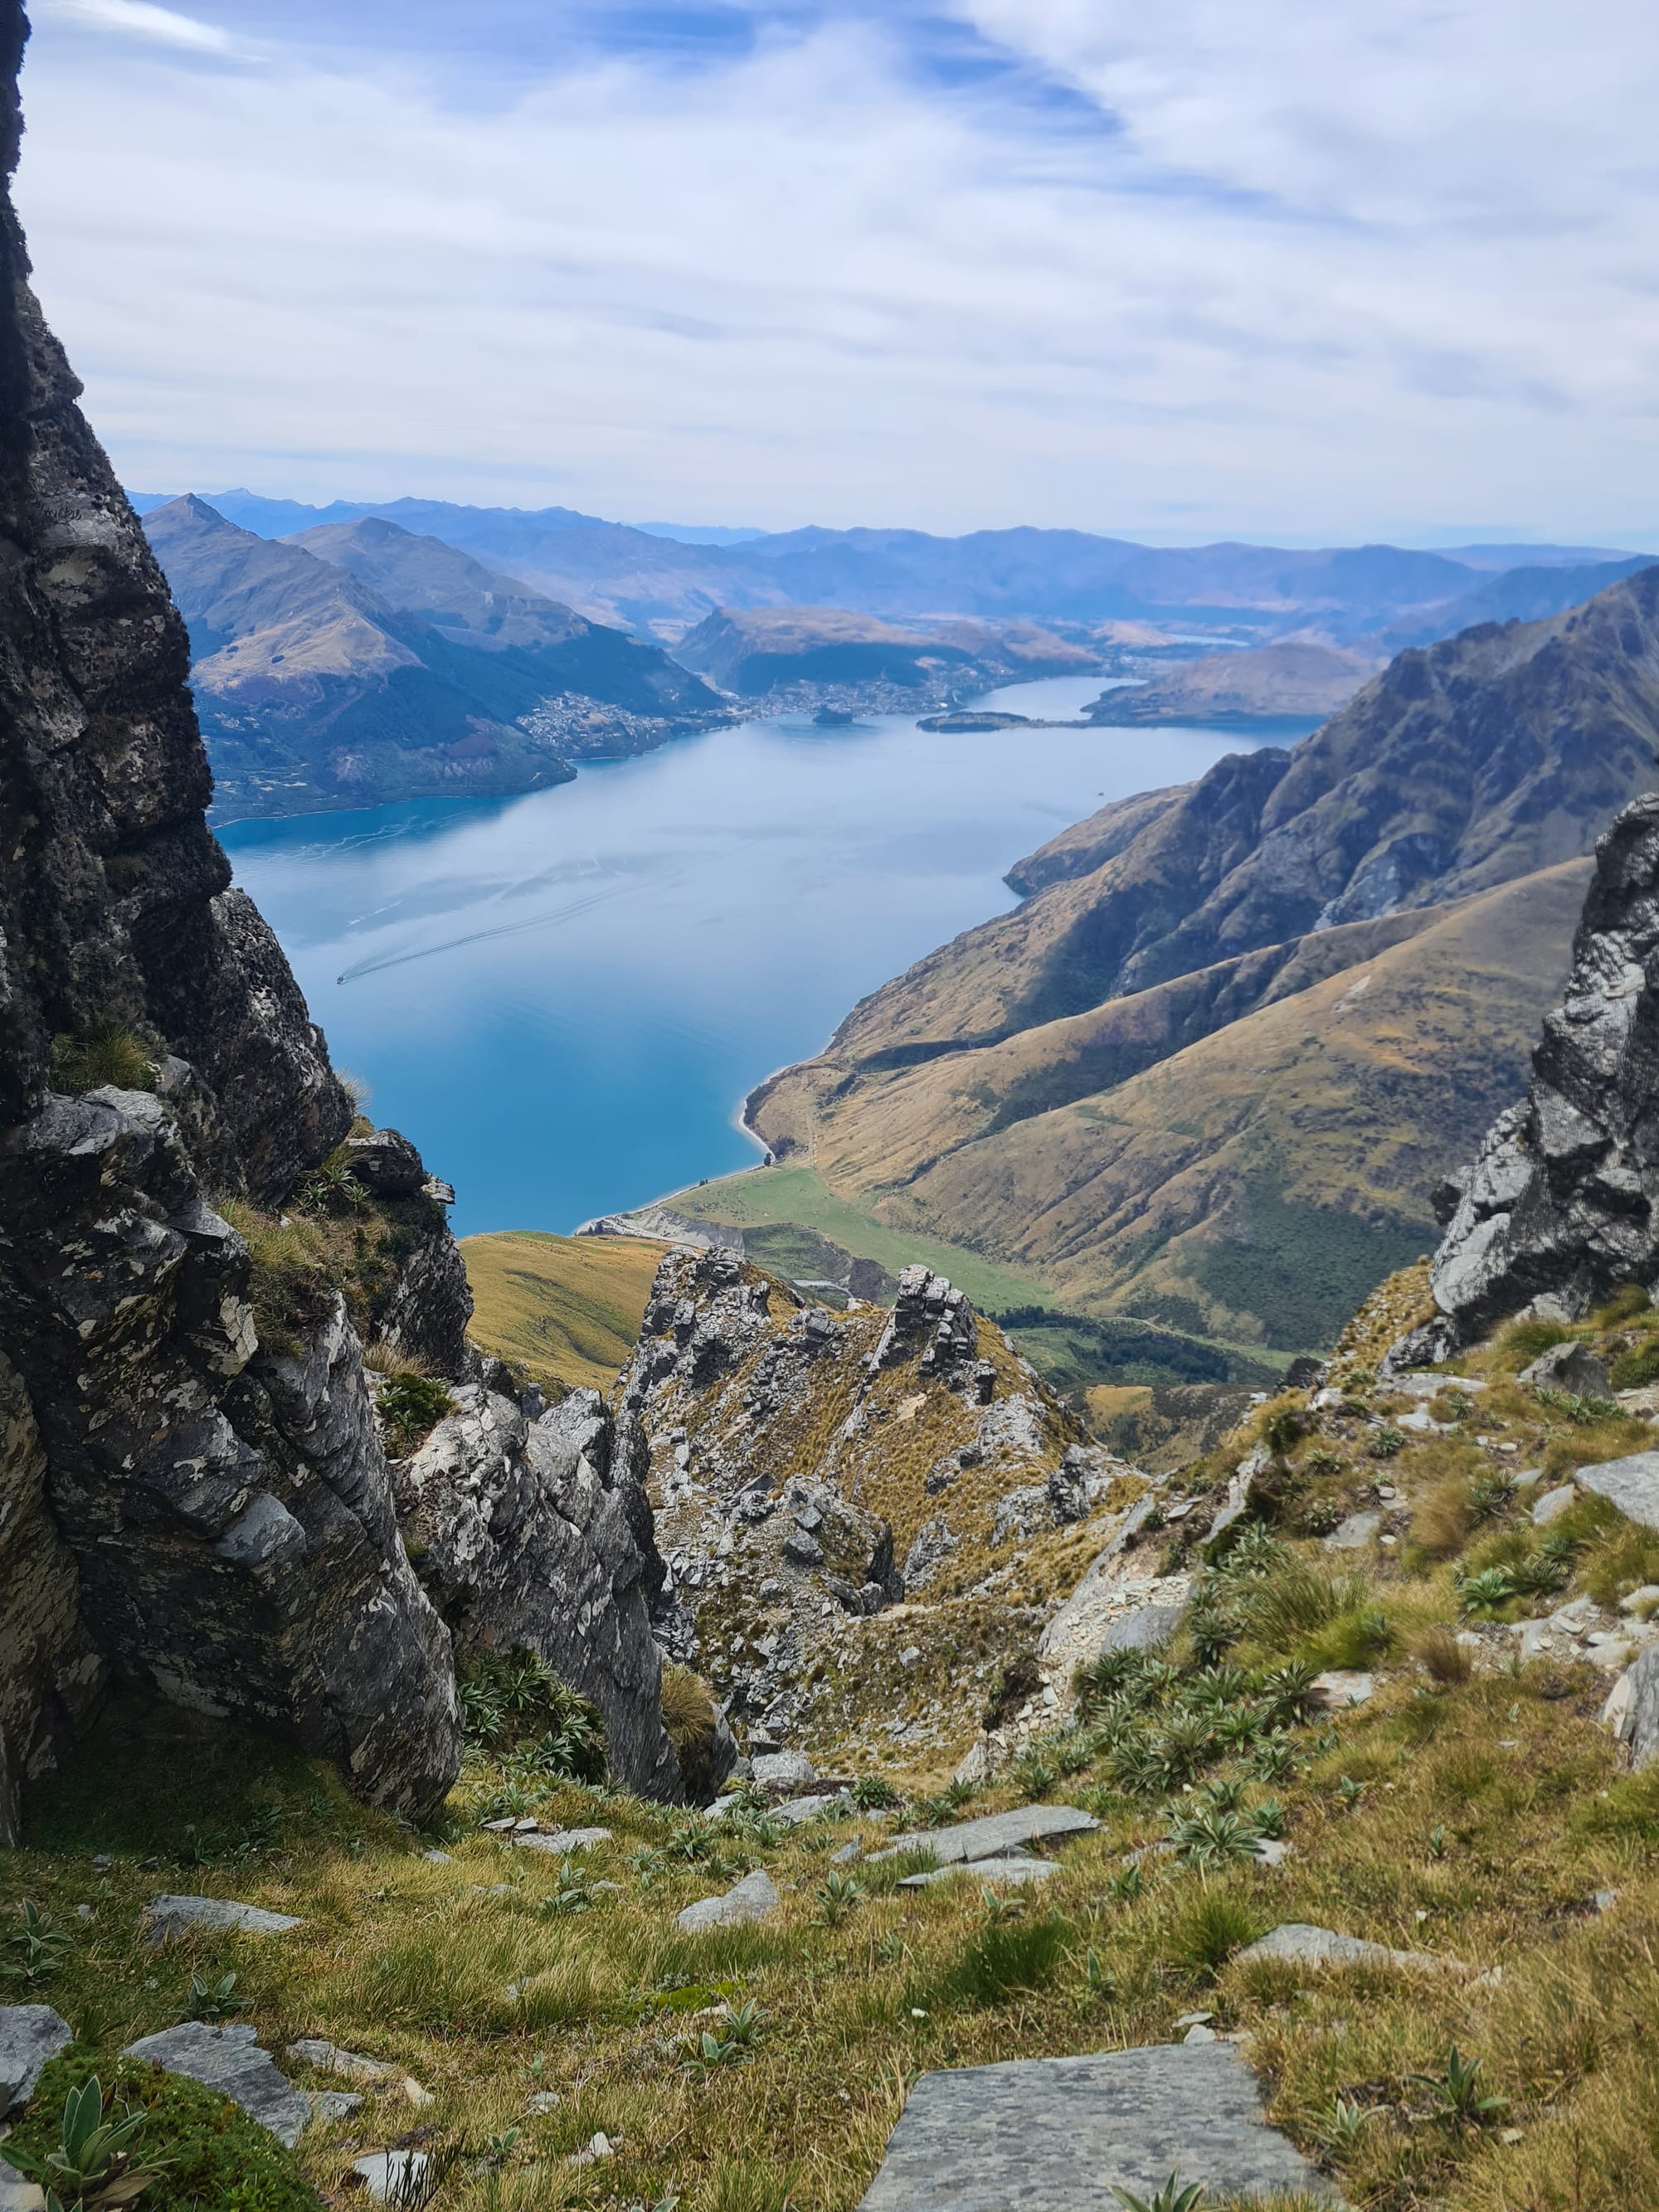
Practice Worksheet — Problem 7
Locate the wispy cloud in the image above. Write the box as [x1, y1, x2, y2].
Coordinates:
[42, 0, 236, 55]
[13, 1, 1659, 541]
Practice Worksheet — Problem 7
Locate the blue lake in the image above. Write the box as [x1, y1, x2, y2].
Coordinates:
[221, 678, 1251, 1237]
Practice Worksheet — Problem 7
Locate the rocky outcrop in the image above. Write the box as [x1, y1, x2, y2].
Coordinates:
[0, 1087, 460, 1816]
[615, 1246, 1141, 1764]
[1400, 796, 1659, 1354]
[395, 1384, 682, 1800]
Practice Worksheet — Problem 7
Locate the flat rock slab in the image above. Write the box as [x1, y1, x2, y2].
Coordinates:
[0, 2005, 73, 2115]
[1578, 1453, 1659, 1530]
[1532, 1482, 1579, 1525]
[123, 2022, 356, 2147]
[1324, 1512, 1381, 1550]
[1240, 1924, 1467, 1975]
[515, 1826, 613, 1855]
[1310, 1670, 1374, 1709]
[877, 1805, 1098, 1865]
[676, 1869, 782, 1932]
[856, 2043, 1344, 2209]
[899, 1858, 1062, 1889]
[143, 1895, 303, 1941]
[1095, 1603, 1184, 1655]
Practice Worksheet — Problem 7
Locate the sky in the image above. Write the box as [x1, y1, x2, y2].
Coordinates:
[13, 0, 1659, 542]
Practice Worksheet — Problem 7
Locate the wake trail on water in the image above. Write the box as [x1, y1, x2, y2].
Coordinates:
[335, 873, 684, 984]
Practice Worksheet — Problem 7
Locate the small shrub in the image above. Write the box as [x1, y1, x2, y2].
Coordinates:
[50, 1025, 158, 1093]
[1167, 1806, 1258, 1869]
[1408, 2045, 1508, 2127]
[1535, 1383, 1622, 1425]
[1411, 1475, 1476, 1563]
[931, 1916, 1068, 2006]
[457, 1648, 606, 1782]
[2, 2053, 314, 2212]
[377, 1370, 455, 1456]
[849, 1773, 900, 1811]
[1611, 1337, 1659, 1393]
[4, 1900, 70, 1987]
[815, 1869, 865, 1925]
[1168, 1887, 1263, 1976]
[1493, 1316, 1574, 1372]
[661, 1666, 722, 1801]
[1457, 1566, 1519, 1618]
[1370, 1424, 1407, 1458]
[1412, 1625, 1472, 1685]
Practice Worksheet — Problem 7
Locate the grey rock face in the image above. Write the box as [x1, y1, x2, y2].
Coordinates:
[0, 2006, 73, 2116]
[1325, 1510, 1383, 1551]
[857, 2043, 1343, 2210]
[121, 2021, 353, 2148]
[1402, 799, 1659, 1355]
[877, 1804, 1098, 1865]
[675, 1868, 782, 1931]
[0, 1092, 461, 1820]
[396, 1383, 681, 1800]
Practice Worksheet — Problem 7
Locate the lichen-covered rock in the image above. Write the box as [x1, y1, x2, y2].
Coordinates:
[1401, 798, 1659, 1354]
[395, 1384, 681, 1799]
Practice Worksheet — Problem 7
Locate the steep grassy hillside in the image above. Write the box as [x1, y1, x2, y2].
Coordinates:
[750, 863, 1589, 1350]
[460, 1230, 667, 1394]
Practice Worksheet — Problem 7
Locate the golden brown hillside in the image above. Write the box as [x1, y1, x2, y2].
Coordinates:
[460, 1228, 668, 1393]
[750, 862, 1590, 1350]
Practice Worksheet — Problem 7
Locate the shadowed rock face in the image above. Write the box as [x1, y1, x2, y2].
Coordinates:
[1401, 795, 1659, 1354]
[0, 5, 460, 1819]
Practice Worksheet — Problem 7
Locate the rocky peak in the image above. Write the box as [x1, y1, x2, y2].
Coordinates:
[1399, 793, 1659, 1356]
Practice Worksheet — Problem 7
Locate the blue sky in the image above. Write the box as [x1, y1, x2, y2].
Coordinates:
[16, 0, 1659, 542]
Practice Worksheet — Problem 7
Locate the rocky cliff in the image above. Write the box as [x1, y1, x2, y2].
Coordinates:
[1400, 794, 1659, 1356]
[0, 7, 677, 1823]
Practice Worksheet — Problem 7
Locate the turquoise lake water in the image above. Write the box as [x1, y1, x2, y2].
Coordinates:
[220, 677, 1253, 1237]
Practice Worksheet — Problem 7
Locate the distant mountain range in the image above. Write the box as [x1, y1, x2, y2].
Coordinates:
[140, 498, 728, 819]
[127, 488, 1652, 646]
[672, 606, 1096, 707]
[737, 566, 1659, 1364]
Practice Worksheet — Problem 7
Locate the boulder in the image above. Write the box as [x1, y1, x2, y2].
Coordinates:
[0, 2007, 72, 2116]
[676, 1869, 782, 1932]
[1521, 1341, 1614, 1398]
[343, 1128, 426, 1198]
[352, 2151, 437, 2206]
[752, 1748, 816, 1791]
[1095, 1603, 1184, 1655]
[1531, 1481, 1579, 1525]
[514, 1826, 612, 1855]
[857, 2043, 1343, 2210]
[1577, 1453, 1659, 1530]
[121, 2023, 358, 2147]
[876, 1804, 1098, 1864]
[1324, 1511, 1382, 1550]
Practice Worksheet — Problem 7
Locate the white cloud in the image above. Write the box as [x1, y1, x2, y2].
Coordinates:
[41, 0, 235, 55]
[12, 3, 1659, 539]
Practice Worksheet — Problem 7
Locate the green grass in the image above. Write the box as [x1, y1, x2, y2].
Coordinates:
[662, 1166, 1057, 1313]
